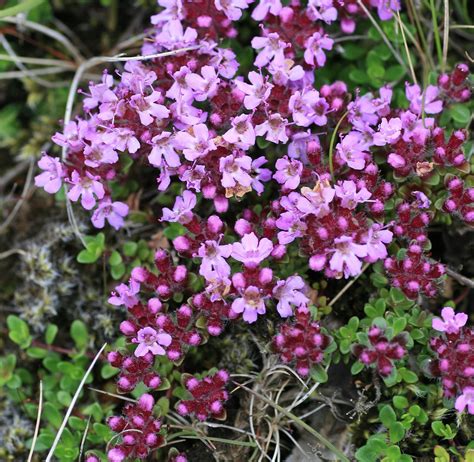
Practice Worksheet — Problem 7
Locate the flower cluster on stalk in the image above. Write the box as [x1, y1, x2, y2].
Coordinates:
[31, 0, 474, 458]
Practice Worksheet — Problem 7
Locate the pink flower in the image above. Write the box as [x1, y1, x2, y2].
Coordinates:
[231, 232, 273, 267]
[235, 71, 273, 110]
[219, 154, 253, 189]
[108, 279, 140, 307]
[273, 275, 309, 317]
[67, 170, 105, 210]
[412, 191, 431, 209]
[161, 190, 196, 224]
[373, 117, 402, 146]
[185, 65, 219, 101]
[296, 182, 336, 217]
[251, 32, 288, 68]
[336, 132, 368, 170]
[273, 157, 303, 190]
[405, 84, 443, 115]
[304, 32, 333, 67]
[155, 19, 197, 50]
[251, 0, 282, 20]
[92, 198, 129, 230]
[371, 0, 400, 20]
[214, 0, 250, 21]
[35, 154, 65, 194]
[133, 327, 172, 357]
[364, 224, 393, 262]
[307, 0, 338, 23]
[83, 72, 117, 111]
[289, 89, 328, 127]
[174, 124, 216, 161]
[255, 113, 289, 144]
[151, 0, 184, 24]
[129, 91, 169, 126]
[335, 180, 372, 209]
[432, 307, 468, 334]
[455, 387, 474, 414]
[197, 239, 233, 281]
[223, 114, 256, 149]
[251, 156, 272, 194]
[107, 448, 126, 462]
[231, 286, 266, 323]
[148, 132, 181, 168]
[267, 55, 304, 85]
[329, 236, 367, 278]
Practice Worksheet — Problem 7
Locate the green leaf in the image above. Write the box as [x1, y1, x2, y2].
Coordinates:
[349, 69, 369, 84]
[26, 347, 48, 359]
[57, 391, 72, 407]
[379, 405, 397, 427]
[45, 324, 58, 345]
[0, 354, 16, 386]
[157, 397, 170, 416]
[69, 416, 86, 431]
[123, 241, 138, 257]
[385, 65, 406, 81]
[342, 44, 366, 60]
[367, 63, 385, 80]
[393, 396, 408, 409]
[449, 104, 471, 124]
[101, 363, 119, 379]
[108, 250, 122, 267]
[111, 263, 126, 280]
[351, 361, 365, 375]
[7, 315, 31, 349]
[163, 222, 186, 239]
[389, 422, 405, 443]
[77, 249, 99, 264]
[43, 402, 62, 429]
[399, 368, 418, 384]
[310, 364, 328, 383]
[392, 317, 407, 335]
[70, 320, 88, 350]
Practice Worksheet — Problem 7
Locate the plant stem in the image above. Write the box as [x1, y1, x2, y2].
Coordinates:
[236, 382, 351, 462]
[328, 111, 348, 181]
[429, 0, 444, 67]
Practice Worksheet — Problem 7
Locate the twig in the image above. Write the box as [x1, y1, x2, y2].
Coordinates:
[26, 381, 43, 462]
[429, 0, 444, 67]
[0, 33, 68, 88]
[446, 268, 474, 289]
[0, 248, 26, 260]
[0, 53, 75, 67]
[235, 381, 350, 462]
[442, 0, 449, 72]
[329, 263, 370, 307]
[87, 386, 137, 403]
[78, 416, 91, 461]
[356, 0, 407, 71]
[395, 11, 418, 85]
[0, 158, 34, 235]
[45, 343, 107, 462]
[0, 160, 30, 190]
[0, 0, 44, 18]
[0, 16, 84, 63]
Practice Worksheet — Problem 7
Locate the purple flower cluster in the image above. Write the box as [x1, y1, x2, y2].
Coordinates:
[31, 0, 473, 457]
[430, 308, 474, 415]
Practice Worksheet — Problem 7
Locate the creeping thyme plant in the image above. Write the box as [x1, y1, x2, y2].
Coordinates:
[1, 0, 474, 460]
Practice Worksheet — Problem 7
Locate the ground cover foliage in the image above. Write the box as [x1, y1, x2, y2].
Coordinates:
[0, 0, 473, 461]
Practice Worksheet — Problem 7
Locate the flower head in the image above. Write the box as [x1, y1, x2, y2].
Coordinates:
[133, 327, 172, 357]
[432, 307, 468, 334]
[231, 232, 273, 268]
